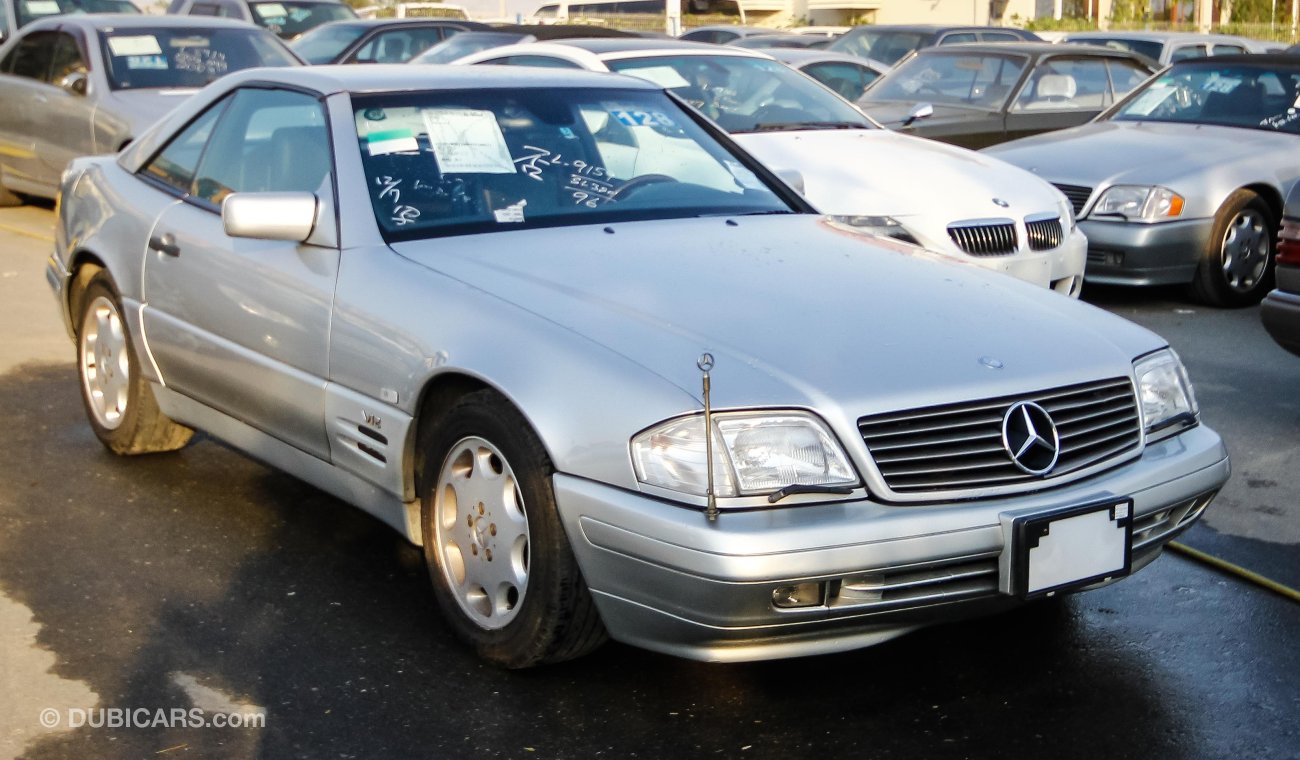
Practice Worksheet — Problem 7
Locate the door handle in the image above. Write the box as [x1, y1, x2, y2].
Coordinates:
[148, 233, 180, 257]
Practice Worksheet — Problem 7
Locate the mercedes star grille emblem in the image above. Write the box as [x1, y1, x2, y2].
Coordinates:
[1002, 401, 1060, 476]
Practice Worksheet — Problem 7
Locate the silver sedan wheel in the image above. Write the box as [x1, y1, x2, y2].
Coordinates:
[1220, 207, 1269, 293]
[78, 295, 130, 431]
[432, 436, 530, 630]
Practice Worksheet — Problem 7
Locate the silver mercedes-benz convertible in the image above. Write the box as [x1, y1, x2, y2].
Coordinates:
[47, 65, 1230, 667]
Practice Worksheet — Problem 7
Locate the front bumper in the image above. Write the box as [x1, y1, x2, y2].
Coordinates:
[554, 424, 1229, 662]
[929, 225, 1087, 296]
[1260, 266, 1300, 357]
[1079, 217, 1215, 286]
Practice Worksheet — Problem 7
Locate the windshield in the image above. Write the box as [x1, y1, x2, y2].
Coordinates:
[1110, 63, 1300, 134]
[410, 32, 525, 64]
[352, 87, 793, 241]
[16, 0, 137, 29]
[249, 1, 356, 39]
[828, 29, 928, 66]
[99, 28, 299, 90]
[604, 55, 871, 134]
[860, 51, 1028, 110]
[1063, 36, 1164, 62]
[290, 22, 366, 64]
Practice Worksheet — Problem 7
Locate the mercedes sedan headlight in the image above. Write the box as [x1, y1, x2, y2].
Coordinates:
[828, 215, 921, 245]
[1092, 185, 1185, 222]
[1134, 349, 1198, 440]
[1057, 193, 1076, 232]
[631, 411, 858, 499]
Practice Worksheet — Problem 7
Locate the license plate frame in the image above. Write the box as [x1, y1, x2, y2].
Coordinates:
[1011, 500, 1133, 599]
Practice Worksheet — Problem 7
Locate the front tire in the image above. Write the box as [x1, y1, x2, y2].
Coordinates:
[1190, 190, 1275, 307]
[76, 274, 193, 455]
[418, 390, 606, 668]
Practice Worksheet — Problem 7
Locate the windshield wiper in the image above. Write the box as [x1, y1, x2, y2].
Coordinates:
[748, 121, 870, 133]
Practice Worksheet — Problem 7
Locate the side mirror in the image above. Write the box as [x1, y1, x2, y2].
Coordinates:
[774, 168, 805, 195]
[222, 192, 318, 242]
[59, 71, 88, 96]
[902, 102, 934, 127]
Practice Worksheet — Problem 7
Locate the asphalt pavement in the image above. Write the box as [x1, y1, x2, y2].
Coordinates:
[0, 206, 1296, 760]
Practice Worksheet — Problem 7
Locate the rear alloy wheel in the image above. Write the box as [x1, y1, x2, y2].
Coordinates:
[76, 274, 193, 454]
[1191, 190, 1275, 307]
[419, 390, 605, 668]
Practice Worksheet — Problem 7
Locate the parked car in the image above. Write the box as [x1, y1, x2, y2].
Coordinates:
[1059, 31, 1277, 65]
[0, 0, 138, 42]
[828, 24, 1040, 66]
[986, 55, 1300, 307]
[408, 24, 635, 64]
[858, 43, 1158, 149]
[291, 17, 486, 64]
[1262, 185, 1300, 356]
[678, 24, 774, 44]
[0, 14, 298, 205]
[766, 47, 888, 101]
[450, 39, 1087, 295]
[165, 0, 356, 40]
[726, 33, 831, 50]
[48, 63, 1228, 667]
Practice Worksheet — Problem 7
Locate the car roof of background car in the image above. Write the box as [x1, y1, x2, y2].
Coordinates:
[1166, 52, 1300, 67]
[1062, 30, 1256, 41]
[488, 23, 637, 39]
[911, 40, 1156, 60]
[841, 24, 1036, 34]
[543, 37, 769, 55]
[681, 24, 776, 34]
[765, 48, 882, 66]
[48, 13, 264, 31]
[321, 18, 488, 30]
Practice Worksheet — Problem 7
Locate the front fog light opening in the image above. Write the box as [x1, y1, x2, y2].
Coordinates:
[772, 582, 825, 609]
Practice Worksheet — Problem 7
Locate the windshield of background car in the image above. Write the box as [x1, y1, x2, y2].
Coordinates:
[828, 29, 927, 66]
[249, 1, 356, 38]
[289, 22, 365, 63]
[604, 55, 871, 133]
[1064, 36, 1164, 62]
[16, 0, 137, 28]
[860, 51, 1028, 110]
[1111, 63, 1300, 133]
[353, 87, 794, 241]
[99, 28, 299, 90]
[410, 31, 525, 63]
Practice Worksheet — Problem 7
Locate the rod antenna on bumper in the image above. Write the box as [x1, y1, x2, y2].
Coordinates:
[698, 352, 719, 522]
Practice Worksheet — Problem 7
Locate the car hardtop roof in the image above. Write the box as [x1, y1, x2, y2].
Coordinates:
[1170, 52, 1300, 67]
[542, 37, 765, 54]
[38, 13, 262, 31]
[1062, 30, 1252, 41]
[319, 17, 487, 30]
[488, 23, 637, 38]
[217, 62, 662, 95]
[913, 40, 1148, 57]
[766, 48, 878, 65]
[842, 24, 1032, 34]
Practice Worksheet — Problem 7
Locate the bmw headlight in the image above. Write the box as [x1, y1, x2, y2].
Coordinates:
[631, 411, 858, 499]
[1134, 349, 1198, 440]
[1092, 185, 1184, 222]
[828, 215, 921, 245]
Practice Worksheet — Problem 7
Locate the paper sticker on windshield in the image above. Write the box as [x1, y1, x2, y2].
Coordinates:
[621, 66, 691, 90]
[611, 110, 676, 128]
[107, 35, 164, 57]
[493, 199, 527, 223]
[24, 0, 60, 15]
[421, 108, 515, 174]
[368, 128, 419, 156]
[126, 55, 169, 71]
[254, 2, 289, 17]
[169, 36, 212, 48]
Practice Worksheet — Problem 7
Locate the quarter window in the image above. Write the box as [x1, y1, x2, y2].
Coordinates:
[140, 96, 232, 193]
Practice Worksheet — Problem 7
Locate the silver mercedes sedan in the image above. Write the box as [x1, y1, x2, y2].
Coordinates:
[0, 14, 298, 205]
[47, 65, 1230, 667]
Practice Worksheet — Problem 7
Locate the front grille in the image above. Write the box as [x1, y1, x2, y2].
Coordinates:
[948, 221, 1018, 256]
[1052, 183, 1092, 215]
[1026, 217, 1063, 251]
[858, 378, 1142, 496]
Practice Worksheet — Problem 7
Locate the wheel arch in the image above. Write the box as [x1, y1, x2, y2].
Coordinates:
[406, 371, 497, 496]
[65, 250, 109, 334]
[1240, 182, 1283, 231]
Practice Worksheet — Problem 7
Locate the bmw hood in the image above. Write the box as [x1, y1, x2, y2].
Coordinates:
[735, 129, 1064, 220]
[391, 216, 1161, 421]
[986, 120, 1296, 189]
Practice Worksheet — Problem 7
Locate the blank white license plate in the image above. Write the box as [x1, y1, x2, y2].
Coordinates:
[1013, 501, 1133, 598]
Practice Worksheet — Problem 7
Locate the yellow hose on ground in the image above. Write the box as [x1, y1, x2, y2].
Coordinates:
[1169, 541, 1300, 603]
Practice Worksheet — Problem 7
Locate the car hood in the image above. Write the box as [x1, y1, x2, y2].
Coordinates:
[735, 129, 1063, 220]
[391, 216, 1160, 420]
[985, 120, 1296, 189]
[858, 100, 996, 130]
[99, 88, 200, 138]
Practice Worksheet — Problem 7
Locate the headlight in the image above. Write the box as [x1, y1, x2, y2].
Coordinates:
[1134, 349, 1198, 439]
[828, 215, 921, 245]
[631, 411, 858, 499]
[1092, 185, 1184, 221]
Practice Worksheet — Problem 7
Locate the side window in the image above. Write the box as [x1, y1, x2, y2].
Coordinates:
[1212, 44, 1246, 55]
[1011, 58, 1111, 111]
[939, 33, 977, 45]
[1170, 45, 1206, 62]
[140, 96, 232, 193]
[5, 31, 57, 81]
[50, 33, 87, 85]
[1106, 59, 1151, 98]
[190, 88, 330, 205]
[980, 32, 1021, 42]
[188, 3, 223, 15]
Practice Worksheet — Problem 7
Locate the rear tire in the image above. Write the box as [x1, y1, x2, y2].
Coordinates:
[1190, 189, 1275, 307]
[418, 389, 606, 668]
[76, 273, 193, 455]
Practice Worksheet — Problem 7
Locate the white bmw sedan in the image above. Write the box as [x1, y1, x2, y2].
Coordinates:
[449, 39, 1088, 297]
[48, 65, 1227, 666]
